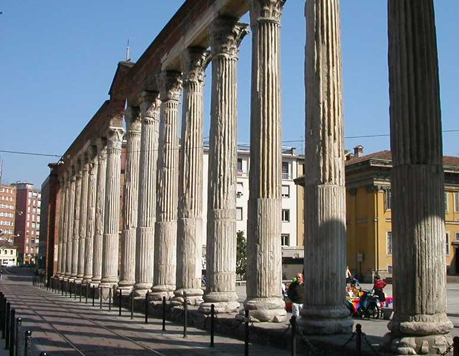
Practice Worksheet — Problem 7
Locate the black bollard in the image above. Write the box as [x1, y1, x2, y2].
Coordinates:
[1, 298, 6, 339]
[290, 315, 296, 356]
[69, 282, 72, 298]
[99, 287, 103, 310]
[39, 353, 48, 356]
[74, 282, 77, 300]
[0, 294, 4, 335]
[79, 284, 82, 303]
[24, 330, 32, 356]
[4, 302, 10, 344]
[109, 287, 112, 312]
[183, 299, 188, 338]
[61, 280, 64, 296]
[145, 292, 149, 324]
[8, 308, 15, 354]
[119, 289, 122, 316]
[210, 304, 215, 347]
[85, 284, 89, 304]
[244, 309, 249, 356]
[15, 317, 22, 356]
[92, 285, 95, 307]
[162, 296, 166, 331]
[356, 324, 362, 356]
[454, 336, 459, 356]
[130, 291, 134, 320]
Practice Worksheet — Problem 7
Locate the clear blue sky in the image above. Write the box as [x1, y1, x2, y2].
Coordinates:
[1, 1, 458, 187]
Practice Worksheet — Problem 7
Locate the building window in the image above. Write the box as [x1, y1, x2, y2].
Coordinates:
[282, 185, 290, 198]
[446, 232, 450, 255]
[454, 192, 459, 213]
[236, 207, 243, 221]
[281, 234, 290, 246]
[237, 182, 244, 195]
[237, 158, 243, 172]
[282, 209, 290, 222]
[455, 232, 459, 242]
[387, 231, 392, 255]
[282, 162, 290, 179]
[384, 189, 392, 211]
[445, 193, 449, 213]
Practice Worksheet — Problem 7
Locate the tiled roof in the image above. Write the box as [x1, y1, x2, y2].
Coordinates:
[346, 150, 459, 167]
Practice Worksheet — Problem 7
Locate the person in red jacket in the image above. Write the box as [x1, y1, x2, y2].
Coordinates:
[373, 275, 387, 302]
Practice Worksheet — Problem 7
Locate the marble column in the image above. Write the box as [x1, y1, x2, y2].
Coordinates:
[56, 175, 66, 277]
[134, 91, 161, 297]
[83, 145, 98, 283]
[100, 126, 124, 289]
[65, 170, 75, 279]
[244, 0, 287, 323]
[119, 107, 142, 292]
[300, 0, 352, 334]
[92, 139, 107, 285]
[71, 163, 82, 280]
[173, 48, 210, 306]
[383, 1, 453, 354]
[199, 18, 248, 314]
[151, 71, 182, 300]
[76, 153, 89, 283]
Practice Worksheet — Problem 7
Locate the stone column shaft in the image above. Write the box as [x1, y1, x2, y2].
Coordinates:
[83, 146, 98, 283]
[135, 92, 161, 296]
[65, 173, 75, 279]
[152, 71, 182, 300]
[101, 126, 124, 288]
[92, 140, 107, 285]
[245, 0, 287, 323]
[199, 18, 248, 314]
[57, 176, 66, 277]
[119, 107, 141, 291]
[384, 1, 453, 354]
[71, 166, 82, 280]
[77, 155, 89, 282]
[174, 48, 210, 305]
[301, 0, 352, 334]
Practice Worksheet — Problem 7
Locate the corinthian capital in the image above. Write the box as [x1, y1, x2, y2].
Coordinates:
[159, 71, 182, 102]
[248, 0, 286, 25]
[107, 126, 124, 150]
[139, 91, 161, 124]
[124, 106, 141, 134]
[181, 48, 211, 85]
[96, 137, 107, 160]
[209, 17, 249, 58]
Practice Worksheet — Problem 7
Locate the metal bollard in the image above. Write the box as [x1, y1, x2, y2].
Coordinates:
[119, 289, 122, 316]
[85, 284, 89, 304]
[39, 353, 48, 356]
[109, 287, 112, 312]
[162, 296, 166, 331]
[74, 282, 77, 300]
[356, 324, 362, 356]
[210, 304, 215, 347]
[79, 284, 82, 303]
[15, 317, 22, 356]
[24, 330, 32, 356]
[92, 285, 95, 306]
[8, 308, 15, 354]
[99, 287, 103, 310]
[145, 292, 149, 324]
[130, 291, 134, 320]
[290, 315, 296, 356]
[61, 280, 64, 296]
[4, 302, 10, 343]
[454, 336, 459, 356]
[1, 299, 7, 339]
[0, 293, 4, 335]
[244, 309, 249, 356]
[183, 299, 188, 338]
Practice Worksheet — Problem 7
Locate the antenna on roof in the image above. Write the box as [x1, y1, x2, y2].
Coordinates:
[126, 40, 131, 62]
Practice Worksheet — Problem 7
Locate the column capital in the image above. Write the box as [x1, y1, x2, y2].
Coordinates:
[107, 126, 124, 150]
[181, 48, 211, 85]
[139, 91, 161, 125]
[124, 106, 141, 134]
[209, 17, 249, 59]
[248, 0, 286, 26]
[88, 145, 99, 173]
[159, 71, 182, 102]
[96, 138, 108, 160]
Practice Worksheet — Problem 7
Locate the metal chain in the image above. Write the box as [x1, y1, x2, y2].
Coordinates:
[338, 331, 356, 352]
[361, 332, 383, 356]
[440, 342, 454, 356]
[296, 329, 326, 355]
[280, 323, 291, 337]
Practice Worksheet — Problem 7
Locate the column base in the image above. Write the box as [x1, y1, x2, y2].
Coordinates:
[75, 276, 83, 283]
[118, 280, 135, 292]
[171, 288, 204, 306]
[150, 285, 175, 301]
[298, 305, 353, 335]
[134, 283, 152, 297]
[241, 297, 287, 323]
[82, 276, 93, 284]
[199, 291, 239, 314]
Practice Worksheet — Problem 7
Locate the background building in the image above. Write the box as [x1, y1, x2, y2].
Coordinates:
[0, 185, 16, 243]
[13, 182, 41, 264]
[0, 244, 17, 266]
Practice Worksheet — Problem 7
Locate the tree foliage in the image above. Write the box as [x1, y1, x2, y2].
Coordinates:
[236, 230, 248, 280]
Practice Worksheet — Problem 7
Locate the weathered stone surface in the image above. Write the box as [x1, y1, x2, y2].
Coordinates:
[57, 174, 67, 277]
[77, 153, 90, 283]
[71, 163, 82, 281]
[135, 91, 161, 296]
[300, 0, 352, 334]
[83, 145, 98, 283]
[91, 139, 107, 285]
[119, 107, 141, 291]
[383, 1, 453, 353]
[65, 170, 76, 279]
[199, 17, 248, 314]
[173, 48, 210, 306]
[152, 71, 182, 300]
[244, 0, 287, 323]
[100, 126, 124, 288]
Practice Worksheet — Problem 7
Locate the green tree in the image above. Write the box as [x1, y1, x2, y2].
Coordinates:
[236, 230, 248, 280]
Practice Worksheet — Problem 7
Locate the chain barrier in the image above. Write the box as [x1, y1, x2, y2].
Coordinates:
[361, 331, 382, 356]
[439, 342, 453, 356]
[338, 331, 356, 352]
[296, 328, 326, 356]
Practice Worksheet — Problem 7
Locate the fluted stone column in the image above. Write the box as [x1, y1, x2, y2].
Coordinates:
[199, 18, 248, 314]
[56, 175, 66, 277]
[92, 139, 107, 285]
[134, 91, 161, 297]
[119, 107, 142, 292]
[71, 163, 82, 280]
[300, 0, 352, 334]
[83, 146, 98, 283]
[244, 0, 287, 323]
[383, 1, 453, 354]
[151, 71, 182, 300]
[76, 154, 89, 283]
[173, 48, 210, 306]
[100, 126, 124, 289]
[65, 170, 76, 279]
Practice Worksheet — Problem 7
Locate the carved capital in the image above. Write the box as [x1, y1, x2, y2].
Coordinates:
[107, 126, 124, 150]
[96, 138, 107, 160]
[159, 71, 182, 102]
[209, 17, 249, 58]
[181, 48, 211, 85]
[124, 106, 141, 134]
[248, 0, 286, 26]
[139, 91, 161, 124]
[89, 145, 99, 174]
